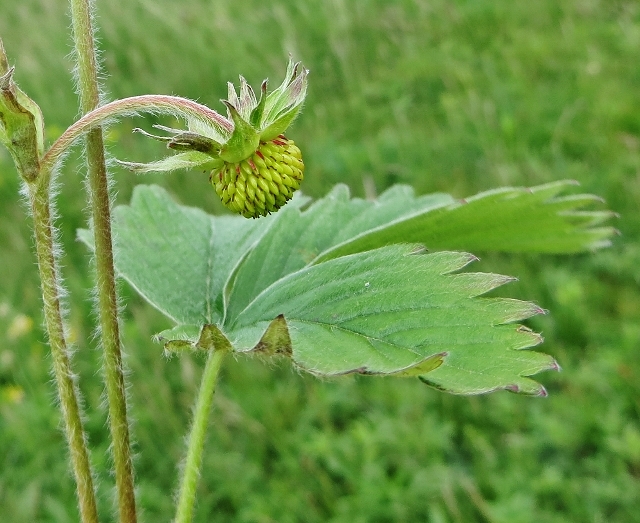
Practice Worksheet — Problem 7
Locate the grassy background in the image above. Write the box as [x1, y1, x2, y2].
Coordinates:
[1, 0, 639, 521]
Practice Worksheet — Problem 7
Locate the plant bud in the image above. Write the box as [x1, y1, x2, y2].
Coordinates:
[0, 38, 45, 183]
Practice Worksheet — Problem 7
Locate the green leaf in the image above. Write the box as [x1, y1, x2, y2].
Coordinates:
[78, 186, 310, 325]
[80, 180, 613, 394]
[316, 181, 617, 263]
[224, 184, 453, 321]
[80, 185, 269, 325]
[227, 244, 554, 395]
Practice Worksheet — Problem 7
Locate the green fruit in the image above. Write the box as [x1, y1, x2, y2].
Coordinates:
[124, 59, 308, 218]
[212, 135, 304, 218]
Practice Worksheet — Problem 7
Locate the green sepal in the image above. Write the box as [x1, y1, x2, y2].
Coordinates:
[186, 116, 231, 144]
[117, 151, 221, 173]
[249, 80, 268, 129]
[134, 126, 222, 155]
[121, 60, 307, 171]
[218, 102, 260, 163]
[259, 103, 305, 141]
[167, 131, 221, 155]
[227, 77, 257, 122]
[262, 60, 308, 128]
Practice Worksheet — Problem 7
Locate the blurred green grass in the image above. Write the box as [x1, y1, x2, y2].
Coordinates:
[1, 0, 639, 521]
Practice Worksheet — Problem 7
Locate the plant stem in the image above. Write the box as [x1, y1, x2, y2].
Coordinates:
[69, 0, 137, 521]
[175, 348, 227, 523]
[40, 94, 231, 182]
[29, 182, 100, 523]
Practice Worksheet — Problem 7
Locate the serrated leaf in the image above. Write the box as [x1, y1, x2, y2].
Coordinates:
[316, 181, 617, 262]
[226, 245, 554, 394]
[224, 184, 453, 321]
[224, 181, 614, 322]
[79, 180, 613, 394]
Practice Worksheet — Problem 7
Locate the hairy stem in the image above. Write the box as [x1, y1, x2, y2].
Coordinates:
[39, 95, 231, 184]
[29, 182, 100, 523]
[69, 0, 137, 520]
[175, 348, 228, 523]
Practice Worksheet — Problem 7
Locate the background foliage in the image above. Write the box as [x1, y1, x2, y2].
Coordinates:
[0, 0, 639, 521]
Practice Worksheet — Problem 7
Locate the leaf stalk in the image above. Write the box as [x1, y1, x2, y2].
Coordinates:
[39, 94, 231, 186]
[175, 347, 228, 523]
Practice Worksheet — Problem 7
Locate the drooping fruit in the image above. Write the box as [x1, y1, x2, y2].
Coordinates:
[212, 135, 303, 218]
[121, 59, 308, 219]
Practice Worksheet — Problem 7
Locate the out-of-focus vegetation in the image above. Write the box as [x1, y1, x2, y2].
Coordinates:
[1, 0, 639, 521]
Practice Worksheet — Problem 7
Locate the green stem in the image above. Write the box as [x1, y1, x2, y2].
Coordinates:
[175, 348, 228, 523]
[69, 0, 137, 521]
[29, 182, 100, 523]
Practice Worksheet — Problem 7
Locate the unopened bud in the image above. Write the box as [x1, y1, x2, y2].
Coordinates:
[0, 39, 45, 183]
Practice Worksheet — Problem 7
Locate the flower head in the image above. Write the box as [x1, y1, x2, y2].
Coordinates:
[121, 59, 308, 218]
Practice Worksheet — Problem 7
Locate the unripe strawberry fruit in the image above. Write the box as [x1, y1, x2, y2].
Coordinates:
[212, 135, 304, 218]
[121, 59, 308, 219]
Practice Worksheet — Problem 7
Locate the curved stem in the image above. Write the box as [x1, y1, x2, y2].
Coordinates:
[29, 182, 100, 523]
[174, 348, 228, 523]
[40, 95, 232, 186]
[70, 0, 138, 520]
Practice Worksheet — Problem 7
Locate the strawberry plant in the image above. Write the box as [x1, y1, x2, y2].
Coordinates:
[0, 1, 616, 521]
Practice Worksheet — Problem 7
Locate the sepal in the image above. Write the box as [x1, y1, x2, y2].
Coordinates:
[218, 102, 260, 163]
[260, 60, 308, 140]
[117, 151, 221, 173]
[249, 81, 268, 128]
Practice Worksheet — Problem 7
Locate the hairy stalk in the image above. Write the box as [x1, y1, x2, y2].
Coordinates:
[40, 95, 231, 184]
[29, 181, 100, 523]
[175, 348, 228, 523]
[69, 0, 137, 520]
